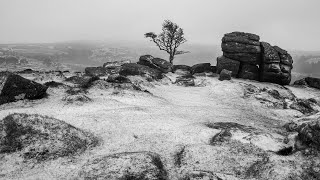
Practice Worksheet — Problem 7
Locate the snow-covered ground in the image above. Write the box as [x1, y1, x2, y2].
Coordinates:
[1, 74, 320, 179]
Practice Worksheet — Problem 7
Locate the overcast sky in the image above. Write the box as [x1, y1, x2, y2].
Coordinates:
[0, 0, 319, 50]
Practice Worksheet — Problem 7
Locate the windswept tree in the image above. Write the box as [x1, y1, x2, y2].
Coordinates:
[144, 20, 188, 64]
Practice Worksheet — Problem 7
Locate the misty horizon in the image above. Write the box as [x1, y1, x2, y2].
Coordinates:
[1, 0, 320, 51]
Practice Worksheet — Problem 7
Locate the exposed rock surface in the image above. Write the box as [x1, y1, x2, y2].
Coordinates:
[305, 77, 320, 89]
[138, 55, 172, 73]
[175, 75, 195, 87]
[218, 32, 293, 85]
[65, 75, 99, 88]
[216, 56, 240, 76]
[103, 60, 131, 68]
[78, 151, 168, 180]
[260, 43, 292, 85]
[0, 113, 98, 161]
[119, 63, 163, 80]
[0, 72, 48, 105]
[106, 74, 131, 83]
[219, 69, 232, 81]
[191, 63, 212, 74]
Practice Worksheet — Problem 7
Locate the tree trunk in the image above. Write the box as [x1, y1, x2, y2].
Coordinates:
[169, 54, 174, 64]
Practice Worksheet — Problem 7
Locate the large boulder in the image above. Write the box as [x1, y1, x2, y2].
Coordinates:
[238, 63, 259, 80]
[260, 42, 292, 85]
[78, 152, 168, 180]
[0, 72, 48, 105]
[222, 42, 261, 54]
[175, 76, 195, 87]
[172, 65, 192, 72]
[191, 63, 212, 74]
[223, 31, 260, 42]
[119, 63, 163, 80]
[216, 56, 240, 77]
[65, 75, 99, 88]
[0, 113, 98, 160]
[138, 55, 172, 73]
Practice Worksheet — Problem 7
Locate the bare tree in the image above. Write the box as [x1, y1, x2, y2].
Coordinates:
[144, 20, 188, 64]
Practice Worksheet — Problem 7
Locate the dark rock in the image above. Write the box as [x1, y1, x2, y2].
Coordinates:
[263, 63, 281, 73]
[260, 42, 281, 64]
[78, 152, 167, 180]
[238, 63, 259, 80]
[44, 81, 66, 88]
[138, 55, 172, 73]
[119, 63, 163, 80]
[290, 99, 318, 115]
[305, 77, 320, 90]
[0, 72, 48, 105]
[260, 72, 291, 85]
[280, 64, 292, 73]
[85, 67, 108, 77]
[219, 69, 232, 81]
[191, 63, 212, 74]
[222, 42, 261, 54]
[65, 75, 99, 88]
[224, 31, 260, 41]
[210, 66, 217, 73]
[273, 46, 293, 66]
[19, 69, 35, 74]
[106, 74, 131, 83]
[216, 56, 240, 77]
[0, 113, 98, 160]
[223, 52, 261, 64]
[172, 65, 192, 72]
[103, 60, 131, 68]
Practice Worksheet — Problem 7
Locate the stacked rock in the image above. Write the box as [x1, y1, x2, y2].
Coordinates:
[217, 32, 293, 85]
[218, 32, 261, 80]
[260, 43, 293, 85]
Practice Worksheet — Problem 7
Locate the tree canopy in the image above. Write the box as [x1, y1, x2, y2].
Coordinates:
[144, 20, 188, 64]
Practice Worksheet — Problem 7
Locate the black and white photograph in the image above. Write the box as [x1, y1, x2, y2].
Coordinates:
[1, 0, 320, 179]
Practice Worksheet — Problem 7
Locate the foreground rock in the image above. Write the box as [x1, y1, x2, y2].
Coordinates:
[120, 63, 163, 80]
[78, 152, 167, 180]
[172, 65, 192, 76]
[0, 113, 98, 161]
[138, 55, 172, 73]
[216, 56, 240, 77]
[0, 72, 48, 105]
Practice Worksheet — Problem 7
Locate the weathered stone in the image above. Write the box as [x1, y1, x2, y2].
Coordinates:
[0, 72, 48, 105]
[293, 78, 308, 86]
[260, 42, 280, 64]
[106, 74, 131, 83]
[78, 152, 167, 180]
[0, 113, 98, 160]
[172, 65, 192, 72]
[260, 72, 291, 85]
[305, 77, 320, 89]
[273, 46, 293, 66]
[191, 63, 212, 74]
[216, 56, 240, 77]
[119, 63, 163, 80]
[224, 32, 260, 41]
[85, 67, 107, 77]
[280, 64, 292, 73]
[223, 52, 261, 64]
[238, 63, 259, 80]
[222, 42, 261, 54]
[65, 75, 99, 88]
[219, 69, 232, 81]
[263, 63, 281, 73]
[222, 35, 260, 46]
[138, 55, 172, 73]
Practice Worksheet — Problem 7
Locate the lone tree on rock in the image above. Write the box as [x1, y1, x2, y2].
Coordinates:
[144, 20, 188, 64]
